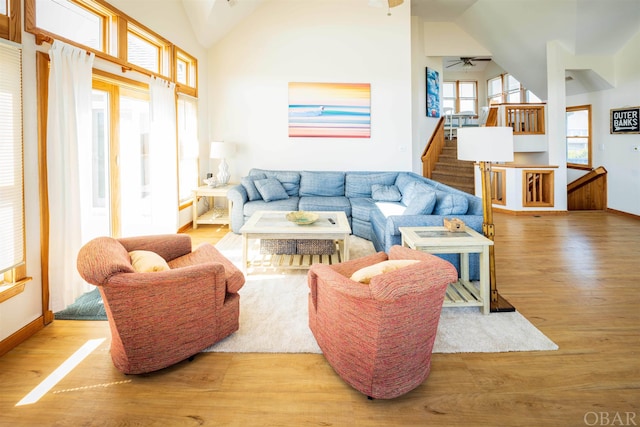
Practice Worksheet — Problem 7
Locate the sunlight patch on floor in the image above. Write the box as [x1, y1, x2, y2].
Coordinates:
[16, 338, 105, 406]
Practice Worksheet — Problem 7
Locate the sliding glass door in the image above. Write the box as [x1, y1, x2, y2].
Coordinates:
[90, 80, 159, 238]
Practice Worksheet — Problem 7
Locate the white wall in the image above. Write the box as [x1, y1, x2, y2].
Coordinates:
[208, 0, 413, 179]
[566, 30, 640, 215]
[411, 16, 441, 174]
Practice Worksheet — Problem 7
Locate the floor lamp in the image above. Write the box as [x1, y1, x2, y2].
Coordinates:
[457, 127, 516, 312]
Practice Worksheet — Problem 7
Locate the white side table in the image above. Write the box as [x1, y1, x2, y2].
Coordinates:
[399, 226, 493, 315]
[192, 184, 235, 228]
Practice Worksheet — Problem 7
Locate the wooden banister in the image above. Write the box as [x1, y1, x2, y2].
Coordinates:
[567, 166, 608, 210]
[421, 117, 446, 179]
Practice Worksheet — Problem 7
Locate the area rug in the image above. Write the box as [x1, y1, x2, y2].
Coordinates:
[204, 233, 558, 354]
[54, 288, 106, 320]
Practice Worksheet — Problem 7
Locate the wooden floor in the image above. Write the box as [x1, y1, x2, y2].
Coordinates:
[1, 212, 639, 427]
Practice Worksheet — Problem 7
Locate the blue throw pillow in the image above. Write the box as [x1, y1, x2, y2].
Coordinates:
[433, 193, 469, 215]
[403, 190, 437, 215]
[254, 178, 290, 202]
[241, 173, 267, 201]
[371, 184, 402, 202]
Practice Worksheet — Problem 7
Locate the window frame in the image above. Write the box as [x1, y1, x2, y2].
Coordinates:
[566, 104, 592, 170]
[0, 0, 20, 43]
[25, 0, 196, 95]
[487, 73, 541, 105]
[0, 35, 29, 301]
[443, 80, 478, 114]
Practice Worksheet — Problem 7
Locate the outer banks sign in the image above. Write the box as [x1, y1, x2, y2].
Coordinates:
[610, 107, 639, 134]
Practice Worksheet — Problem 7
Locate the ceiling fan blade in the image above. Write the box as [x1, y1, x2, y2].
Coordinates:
[446, 61, 463, 68]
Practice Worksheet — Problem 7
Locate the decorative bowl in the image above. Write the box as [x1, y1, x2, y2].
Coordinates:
[203, 177, 217, 188]
[286, 211, 319, 225]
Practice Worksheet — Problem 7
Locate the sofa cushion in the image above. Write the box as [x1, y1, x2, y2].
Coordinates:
[434, 192, 469, 215]
[129, 250, 170, 273]
[298, 196, 352, 217]
[243, 197, 300, 219]
[254, 178, 290, 202]
[350, 197, 377, 221]
[350, 260, 420, 284]
[345, 172, 398, 198]
[403, 190, 437, 215]
[251, 169, 301, 196]
[371, 184, 402, 202]
[241, 173, 267, 201]
[300, 171, 345, 197]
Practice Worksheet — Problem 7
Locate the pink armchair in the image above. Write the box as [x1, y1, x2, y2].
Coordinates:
[77, 234, 244, 374]
[308, 245, 457, 399]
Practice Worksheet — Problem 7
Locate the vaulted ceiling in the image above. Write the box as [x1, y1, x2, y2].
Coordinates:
[180, 0, 640, 98]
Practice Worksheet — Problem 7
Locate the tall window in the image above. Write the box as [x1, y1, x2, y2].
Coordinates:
[566, 105, 592, 169]
[0, 0, 26, 297]
[487, 74, 541, 104]
[28, 0, 199, 215]
[442, 81, 456, 111]
[443, 80, 477, 113]
[177, 95, 199, 204]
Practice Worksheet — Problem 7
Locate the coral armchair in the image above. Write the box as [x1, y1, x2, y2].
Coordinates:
[308, 245, 457, 399]
[77, 234, 244, 374]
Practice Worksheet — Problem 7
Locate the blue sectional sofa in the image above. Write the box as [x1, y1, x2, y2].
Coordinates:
[227, 168, 484, 279]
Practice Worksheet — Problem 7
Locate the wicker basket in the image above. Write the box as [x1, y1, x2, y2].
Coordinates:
[259, 239, 297, 255]
[296, 239, 336, 255]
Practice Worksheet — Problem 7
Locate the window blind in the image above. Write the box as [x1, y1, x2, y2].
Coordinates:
[0, 40, 24, 275]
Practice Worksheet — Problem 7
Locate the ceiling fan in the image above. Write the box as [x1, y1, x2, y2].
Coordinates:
[446, 57, 492, 68]
[368, 0, 404, 14]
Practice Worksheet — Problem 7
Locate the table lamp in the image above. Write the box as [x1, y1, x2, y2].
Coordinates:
[209, 141, 235, 186]
[457, 127, 515, 312]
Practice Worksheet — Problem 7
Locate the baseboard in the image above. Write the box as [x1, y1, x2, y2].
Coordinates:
[493, 207, 568, 216]
[0, 316, 46, 357]
[606, 208, 640, 220]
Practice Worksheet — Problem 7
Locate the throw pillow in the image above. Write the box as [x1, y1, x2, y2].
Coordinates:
[403, 189, 437, 215]
[241, 173, 267, 201]
[350, 260, 420, 284]
[129, 250, 170, 273]
[433, 193, 469, 215]
[371, 184, 402, 202]
[254, 178, 290, 202]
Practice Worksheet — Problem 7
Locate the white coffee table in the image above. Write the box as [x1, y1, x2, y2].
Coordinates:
[240, 210, 351, 273]
[399, 226, 493, 315]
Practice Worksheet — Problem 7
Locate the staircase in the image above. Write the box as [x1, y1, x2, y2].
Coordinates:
[430, 139, 476, 195]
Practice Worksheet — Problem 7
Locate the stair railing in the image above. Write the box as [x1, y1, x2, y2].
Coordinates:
[567, 166, 608, 210]
[421, 116, 446, 179]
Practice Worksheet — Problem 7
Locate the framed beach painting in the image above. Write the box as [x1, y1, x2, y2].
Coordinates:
[426, 68, 440, 118]
[288, 82, 371, 138]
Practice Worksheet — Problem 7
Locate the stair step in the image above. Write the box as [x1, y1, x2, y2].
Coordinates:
[432, 170, 475, 184]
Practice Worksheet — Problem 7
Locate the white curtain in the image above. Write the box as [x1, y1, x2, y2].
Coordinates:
[47, 41, 95, 312]
[147, 76, 178, 234]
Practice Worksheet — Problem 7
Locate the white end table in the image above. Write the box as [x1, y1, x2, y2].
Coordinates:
[191, 184, 235, 228]
[399, 226, 493, 315]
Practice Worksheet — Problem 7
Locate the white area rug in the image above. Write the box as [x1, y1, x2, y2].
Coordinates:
[204, 233, 558, 354]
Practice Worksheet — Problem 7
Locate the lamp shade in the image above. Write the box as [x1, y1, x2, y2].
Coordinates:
[457, 127, 514, 162]
[209, 141, 236, 159]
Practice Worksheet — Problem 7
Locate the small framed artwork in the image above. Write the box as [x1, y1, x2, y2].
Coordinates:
[610, 107, 639, 134]
[426, 68, 440, 118]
